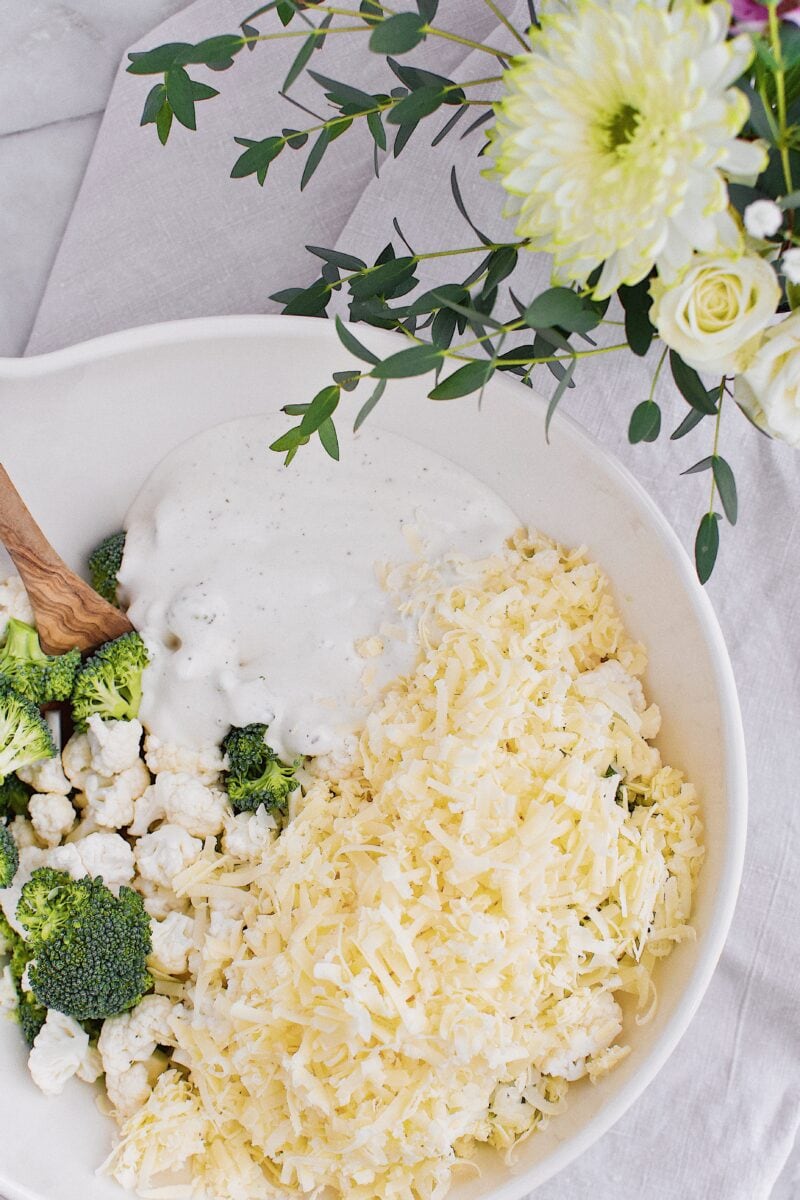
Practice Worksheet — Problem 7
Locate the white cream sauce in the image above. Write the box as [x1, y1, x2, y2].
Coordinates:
[119, 415, 518, 761]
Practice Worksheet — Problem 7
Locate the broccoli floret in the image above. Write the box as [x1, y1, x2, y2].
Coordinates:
[70, 632, 149, 731]
[88, 531, 126, 606]
[0, 773, 32, 821]
[0, 825, 18, 888]
[0, 681, 55, 784]
[0, 618, 80, 704]
[16, 868, 152, 1021]
[0, 911, 47, 1045]
[222, 723, 300, 816]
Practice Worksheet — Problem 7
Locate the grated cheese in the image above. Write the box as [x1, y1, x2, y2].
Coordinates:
[103, 531, 704, 1200]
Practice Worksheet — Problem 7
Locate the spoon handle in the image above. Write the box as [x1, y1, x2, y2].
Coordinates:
[0, 464, 133, 655]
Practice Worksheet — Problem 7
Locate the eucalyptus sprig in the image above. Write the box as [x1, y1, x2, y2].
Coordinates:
[127, 0, 800, 581]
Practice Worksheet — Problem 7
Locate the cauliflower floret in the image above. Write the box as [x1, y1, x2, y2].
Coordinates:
[28, 793, 76, 847]
[44, 843, 86, 879]
[98, 995, 177, 1076]
[222, 806, 277, 862]
[86, 716, 144, 777]
[134, 877, 190, 921]
[149, 911, 194, 976]
[8, 815, 39, 850]
[131, 773, 226, 839]
[61, 732, 93, 790]
[133, 825, 203, 891]
[84, 759, 151, 831]
[106, 1055, 168, 1119]
[0, 574, 34, 628]
[17, 757, 71, 796]
[75, 832, 135, 891]
[0, 964, 17, 1010]
[28, 1010, 101, 1096]
[144, 735, 225, 786]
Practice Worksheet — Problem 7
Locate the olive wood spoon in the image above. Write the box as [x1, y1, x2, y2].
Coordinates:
[0, 464, 133, 655]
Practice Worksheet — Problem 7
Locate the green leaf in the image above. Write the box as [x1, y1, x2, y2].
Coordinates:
[165, 67, 196, 130]
[349, 256, 416, 299]
[301, 129, 331, 189]
[524, 287, 599, 334]
[282, 403, 310, 416]
[681, 455, 714, 475]
[307, 70, 377, 111]
[407, 283, 467, 316]
[428, 359, 494, 400]
[308, 246, 367, 272]
[299, 385, 340, 434]
[618, 279, 655, 357]
[335, 315, 380, 364]
[670, 352, 719, 414]
[360, 0, 384, 23]
[333, 370, 361, 391]
[367, 110, 387, 150]
[282, 127, 309, 149]
[483, 247, 518, 294]
[545, 357, 576, 440]
[386, 85, 446, 125]
[370, 13, 427, 54]
[712, 456, 738, 525]
[386, 58, 461, 100]
[417, 0, 438, 19]
[127, 42, 193, 75]
[695, 512, 720, 584]
[450, 166, 491, 245]
[191, 82, 219, 101]
[270, 287, 303, 304]
[283, 28, 318, 91]
[354, 378, 386, 430]
[371, 343, 443, 378]
[430, 291, 505, 331]
[430, 308, 457, 348]
[280, 279, 330, 316]
[230, 136, 284, 184]
[141, 83, 167, 125]
[670, 407, 705, 440]
[431, 103, 467, 145]
[156, 101, 173, 145]
[270, 425, 309, 455]
[628, 400, 661, 444]
[317, 417, 340, 460]
[176, 34, 244, 69]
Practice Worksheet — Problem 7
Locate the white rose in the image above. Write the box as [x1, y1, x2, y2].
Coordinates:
[735, 312, 800, 447]
[650, 252, 780, 375]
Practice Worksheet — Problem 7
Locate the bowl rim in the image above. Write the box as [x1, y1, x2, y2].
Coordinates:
[0, 314, 748, 1198]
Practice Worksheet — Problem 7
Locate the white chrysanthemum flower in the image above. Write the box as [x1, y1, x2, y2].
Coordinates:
[487, 0, 766, 298]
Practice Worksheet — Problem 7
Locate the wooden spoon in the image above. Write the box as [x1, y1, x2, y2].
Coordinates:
[0, 464, 133, 655]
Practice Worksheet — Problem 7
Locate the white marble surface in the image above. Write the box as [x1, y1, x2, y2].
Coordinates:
[0, 0, 188, 356]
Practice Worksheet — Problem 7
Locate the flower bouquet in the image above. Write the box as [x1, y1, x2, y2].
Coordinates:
[128, 0, 800, 580]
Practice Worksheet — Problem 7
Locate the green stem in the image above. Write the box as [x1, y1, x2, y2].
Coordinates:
[708, 383, 725, 516]
[422, 25, 512, 59]
[648, 345, 668, 405]
[480, 0, 529, 52]
[768, 2, 794, 194]
[447, 341, 630, 367]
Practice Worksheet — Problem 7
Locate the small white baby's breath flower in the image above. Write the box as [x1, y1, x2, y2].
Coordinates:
[781, 247, 800, 285]
[744, 199, 783, 240]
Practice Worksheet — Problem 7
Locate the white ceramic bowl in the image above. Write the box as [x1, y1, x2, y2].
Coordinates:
[0, 316, 746, 1200]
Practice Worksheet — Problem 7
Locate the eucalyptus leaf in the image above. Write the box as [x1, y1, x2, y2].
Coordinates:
[127, 43, 193, 75]
[333, 370, 361, 391]
[387, 85, 446, 125]
[301, 128, 331, 189]
[141, 84, 167, 125]
[545, 357, 576, 440]
[712, 456, 738, 525]
[335, 315, 380, 364]
[317, 417, 340, 460]
[432, 104, 468, 145]
[628, 400, 661, 444]
[308, 246, 367, 272]
[371, 343, 443, 378]
[299, 384, 340, 434]
[156, 101, 173, 145]
[670, 351, 719, 414]
[367, 110, 387, 150]
[165, 67, 196, 130]
[354, 378, 386, 430]
[307, 70, 377, 111]
[695, 512, 720, 584]
[483, 247, 518, 294]
[349, 256, 416, 299]
[393, 119, 420, 157]
[618, 279, 655, 356]
[279, 279, 330, 316]
[369, 13, 427, 54]
[670, 407, 706, 440]
[428, 359, 494, 400]
[524, 287, 598, 333]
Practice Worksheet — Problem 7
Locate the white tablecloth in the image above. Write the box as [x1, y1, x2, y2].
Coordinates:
[8, 1, 800, 1195]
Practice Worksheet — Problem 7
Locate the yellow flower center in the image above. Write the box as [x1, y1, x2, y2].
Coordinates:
[601, 103, 640, 153]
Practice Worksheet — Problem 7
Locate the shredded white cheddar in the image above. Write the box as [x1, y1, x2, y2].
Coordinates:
[102, 531, 704, 1200]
